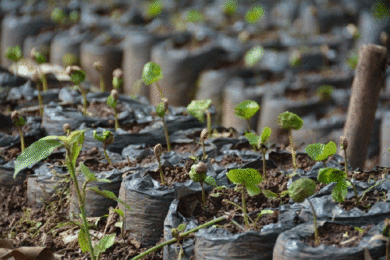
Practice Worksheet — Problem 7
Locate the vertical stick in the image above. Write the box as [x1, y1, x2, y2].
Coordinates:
[343, 44, 387, 170]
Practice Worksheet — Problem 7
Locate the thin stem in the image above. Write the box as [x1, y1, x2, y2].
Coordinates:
[103, 146, 112, 165]
[114, 108, 119, 131]
[78, 85, 88, 116]
[323, 161, 327, 168]
[131, 216, 227, 260]
[66, 153, 95, 260]
[162, 116, 171, 151]
[343, 147, 348, 175]
[360, 178, 388, 202]
[206, 110, 212, 139]
[157, 157, 166, 185]
[246, 120, 251, 133]
[201, 140, 207, 160]
[41, 73, 48, 92]
[289, 133, 298, 174]
[346, 179, 360, 207]
[307, 198, 319, 246]
[18, 127, 25, 152]
[241, 187, 250, 229]
[262, 148, 266, 179]
[200, 182, 207, 208]
[222, 199, 254, 225]
[155, 82, 165, 99]
[99, 73, 105, 92]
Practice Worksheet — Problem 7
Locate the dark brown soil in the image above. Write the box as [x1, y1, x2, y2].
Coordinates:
[305, 222, 373, 248]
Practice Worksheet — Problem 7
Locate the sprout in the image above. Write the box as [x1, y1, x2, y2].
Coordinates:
[93, 130, 115, 165]
[305, 141, 337, 168]
[66, 66, 88, 115]
[200, 128, 208, 160]
[244, 46, 264, 68]
[146, 0, 163, 19]
[51, 7, 67, 25]
[245, 127, 272, 177]
[340, 136, 349, 174]
[317, 85, 333, 101]
[154, 143, 166, 185]
[189, 162, 216, 208]
[223, 0, 237, 17]
[234, 100, 260, 133]
[11, 111, 26, 152]
[142, 61, 164, 98]
[93, 61, 105, 92]
[155, 98, 171, 151]
[112, 68, 123, 90]
[31, 48, 48, 92]
[187, 99, 212, 138]
[6, 45, 23, 76]
[106, 89, 119, 131]
[31, 70, 44, 116]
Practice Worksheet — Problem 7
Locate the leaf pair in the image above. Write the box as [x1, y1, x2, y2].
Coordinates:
[187, 99, 212, 123]
[318, 168, 350, 203]
[227, 168, 262, 196]
[305, 141, 337, 162]
[245, 127, 271, 148]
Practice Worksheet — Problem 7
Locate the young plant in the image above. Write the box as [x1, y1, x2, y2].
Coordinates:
[142, 61, 164, 100]
[288, 178, 319, 245]
[245, 5, 265, 24]
[245, 127, 272, 178]
[225, 168, 263, 229]
[234, 100, 260, 133]
[305, 141, 337, 168]
[11, 111, 26, 152]
[244, 45, 264, 68]
[188, 161, 217, 208]
[106, 89, 119, 131]
[317, 85, 333, 101]
[277, 111, 304, 176]
[13, 129, 131, 260]
[66, 66, 88, 116]
[187, 99, 212, 138]
[112, 68, 123, 90]
[156, 98, 171, 152]
[31, 48, 48, 92]
[200, 128, 208, 160]
[51, 7, 67, 26]
[93, 130, 115, 165]
[93, 61, 105, 92]
[6, 45, 23, 75]
[154, 143, 166, 185]
[223, 0, 237, 17]
[31, 70, 44, 116]
[146, 0, 163, 20]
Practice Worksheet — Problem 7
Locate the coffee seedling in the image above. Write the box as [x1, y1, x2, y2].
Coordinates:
[226, 168, 263, 229]
[277, 111, 304, 175]
[146, 0, 163, 20]
[245, 127, 272, 177]
[317, 85, 333, 101]
[93, 130, 115, 165]
[289, 178, 319, 245]
[234, 100, 260, 133]
[188, 161, 216, 208]
[244, 45, 264, 68]
[142, 61, 164, 99]
[200, 128, 208, 160]
[13, 129, 131, 260]
[66, 66, 88, 115]
[31, 48, 48, 92]
[31, 70, 44, 116]
[156, 98, 171, 151]
[11, 111, 26, 152]
[51, 7, 67, 26]
[187, 99, 212, 138]
[106, 89, 119, 131]
[245, 5, 264, 24]
[63, 123, 71, 136]
[154, 143, 166, 185]
[223, 0, 237, 17]
[112, 68, 123, 90]
[305, 141, 337, 168]
[62, 53, 79, 67]
[93, 61, 105, 92]
[6, 45, 23, 75]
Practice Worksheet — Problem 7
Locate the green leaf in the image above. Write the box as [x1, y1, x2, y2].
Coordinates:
[223, 0, 237, 16]
[177, 223, 186, 232]
[305, 143, 325, 161]
[142, 61, 163, 85]
[318, 141, 337, 161]
[6, 45, 23, 62]
[14, 136, 62, 178]
[332, 180, 348, 203]
[80, 163, 97, 182]
[355, 226, 364, 233]
[317, 168, 347, 184]
[226, 168, 263, 186]
[245, 6, 265, 24]
[68, 130, 85, 167]
[186, 9, 205, 23]
[262, 190, 278, 199]
[186, 99, 212, 123]
[280, 190, 289, 197]
[94, 233, 115, 257]
[96, 178, 111, 183]
[258, 209, 274, 218]
[93, 130, 105, 142]
[69, 70, 86, 85]
[260, 127, 271, 144]
[113, 209, 124, 218]
[156, 101, 166, 118]
[288, 178, 316, 203]
[106, 95, 117, 109]
[78, 228, 90, 253]
[245, 184, 261, 196]
[33, 51, 46, 64]
[244, 46, 264, 68]
[146, 0, 163, 19]
[13, 116, 26, 128]
[277, 111, 303, 131]
[234, 100, 260, 120]
[245, 132, 260, 147]
[205, 176, 217, 187]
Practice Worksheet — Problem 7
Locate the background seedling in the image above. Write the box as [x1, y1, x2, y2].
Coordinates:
[93, 61, 105, 92]
[146, 0, 163, 20]
[13, 130, 131, 260]
[340, 136, 349, 174]
[31, 70, 44, 116]
[93, 130, 115, 165]
[11, 111, 26, 152]
[317, 85, 333, 101]
[66, 66, 88, 115]
[289, 50, 302, 67]
[245, 127, 272, 177]
[245, 5, 264, 24]
[347, 53, 358, 70]
[289, 178, 318, 245]
[200, 128, 208, 160]
[142, 61, 164, 100]
[277, 111, 304, 176]
[154, 144, 166, 185]
[234, 100, 260, 133]
[305, 141, 337, 168]
[223, 0, 237, 17]
[31, 48, 48, 92]
[186, 9, 205, 23]
[244, 45, 264, 68]
[106, 89, 119, 131]
[6, 45, 23, 75]
[187, 99, 212, 138]
[51, 7, 67, 26]
[112, 68, 123, 90]
[225, 168, 263, 229]
[188, 162, 216, 208]
[156, 98, 171, 151]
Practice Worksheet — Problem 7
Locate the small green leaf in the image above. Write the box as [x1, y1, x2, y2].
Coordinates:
[280, 190, 289, 197]
[113, 209, 124, 218]
[244, 46, 264, 68]
[355, 227, 364, 233]
[156, 101, 166, 118]
[96, 178, 111, 183]
[245, 184, 261, 196]
[186, 99, 212, 123]
[80, 163, 97, 182]
[262, 190, 278, 199]
[288, 178, 316, 203]
[234, 100, 260, 120]
[13, 116, 26, 128]
[142, 61, 163, 85]
[245, 132, 260, 147]
[332, 180, 348, 203]
[305, 143, 325, 161]
[32, 51, 46, 64]
[146, 0, 163, 19]
[205, 176, 217, 187]
[317, 168, 347, 184]
[277, 111, 303, 131]
[186, 9, 205, 23]
[260, 127, 271, 144]
[245, 6, 265, 24]
[69, 70, 86, 85]
[94, 233, 115, 257]
[258, 209, 274, 218]
[68, 130, 85, 168]
[226, 168, 263, 186]
[6, 45, 23, 62]
[223, 0, 237, 16]
[177, 223, 186, 232]
[106, 95, 117, 109]
[318, 141, 337, 161]
[78, 228, 89, 253]
[14, 136, 62, 178]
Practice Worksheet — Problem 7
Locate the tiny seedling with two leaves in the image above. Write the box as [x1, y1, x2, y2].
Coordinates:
[187, 99, 213, 139]
[188, 162, 217, 208]
[93, 130, 115, 165]
[106, 89, 120, 131]
[234, 100, 260, 133]
[245, 127, 272, 178]
[66, 66, 88, 116]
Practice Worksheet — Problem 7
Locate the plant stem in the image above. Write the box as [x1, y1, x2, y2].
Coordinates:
[155, 82, 165, 99]
[17, 127, 25, 152]
[201, 140, 207, 160]
[131, 216, 227, 260]
[222, 199, 254, 225]
[346, 179, 360, 207]
[343, 147, 349, 174]
[162, 116, 171, 152]
[307, 198, 319, 246]
[206, 110, 212, 139]
[261, 148, 266, 179]
[289, 133, 298, 174]
[41, 73, 48, 92]
[157, 157, 166, 185]
[103, 146, 112, 165]
[66, 154, 95, 260]
[241, 187, 249, 229]
[246, 120, 251, 133]
[360, 178, 388, 202]
[114, 108, 119, 131]
[78, 85, 88, 116]
[99, 73, 105, 92]
[200, 182, 207, 208]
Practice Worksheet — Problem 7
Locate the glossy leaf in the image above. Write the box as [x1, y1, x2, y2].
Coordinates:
[186, 99, 212, 123]
[246, 184, 261, 196]
[332, 180, 349, 203]
[245, 132, 260, 147]
[142, 62, 163, 85]
[234, 100, 260, 120]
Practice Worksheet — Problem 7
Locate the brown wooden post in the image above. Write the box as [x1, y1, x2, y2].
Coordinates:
[343, 44, 387, 170]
